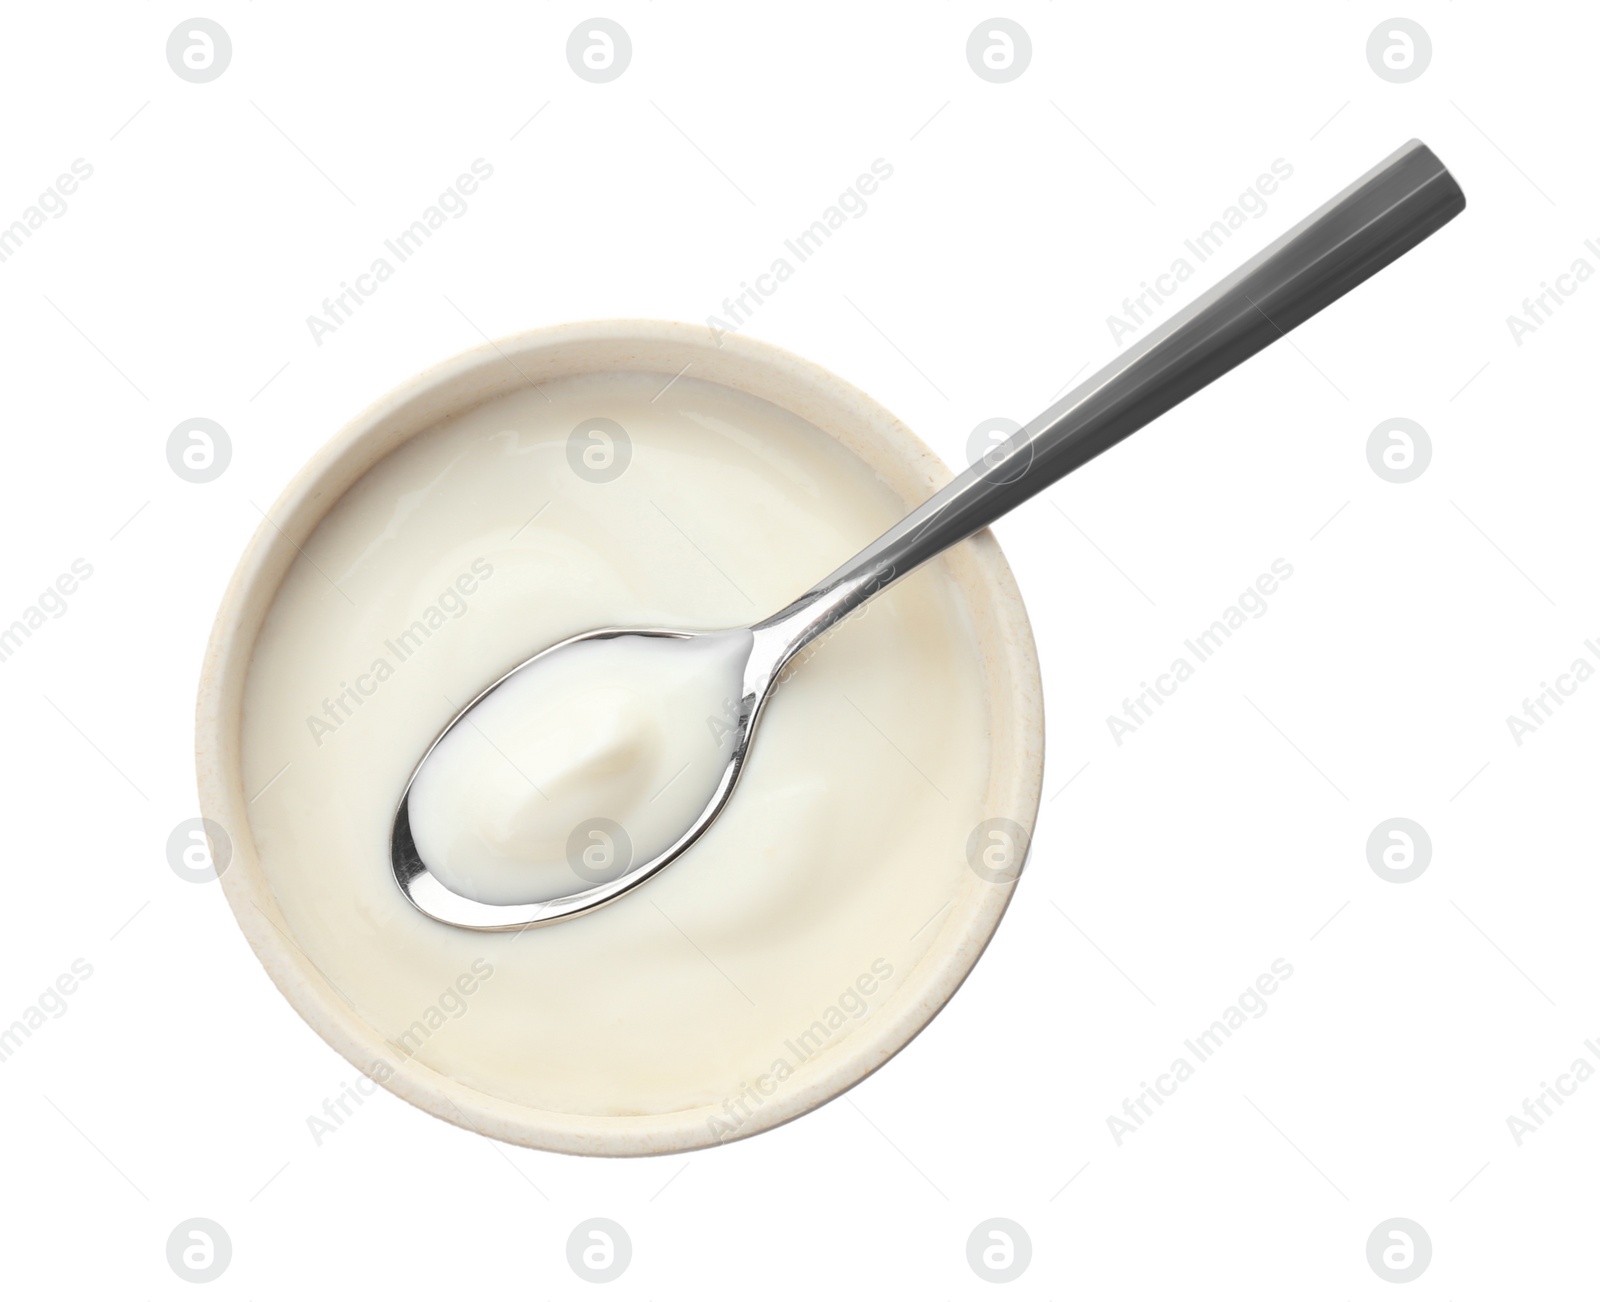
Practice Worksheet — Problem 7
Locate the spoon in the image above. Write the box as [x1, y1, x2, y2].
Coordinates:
[393, 138, 1464, 931]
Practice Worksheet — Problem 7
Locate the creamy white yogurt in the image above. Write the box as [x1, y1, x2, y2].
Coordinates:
[240, 369, 998, 1123]
[407, 629, 753, 905]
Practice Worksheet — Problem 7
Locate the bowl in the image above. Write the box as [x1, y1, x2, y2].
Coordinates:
[197, 320, 1043, 1156]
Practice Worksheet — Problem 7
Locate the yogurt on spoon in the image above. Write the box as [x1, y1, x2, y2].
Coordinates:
[406, 630, 753, 906]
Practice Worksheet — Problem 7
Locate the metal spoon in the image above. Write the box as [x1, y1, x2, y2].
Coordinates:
[393, 138, 1464, 931]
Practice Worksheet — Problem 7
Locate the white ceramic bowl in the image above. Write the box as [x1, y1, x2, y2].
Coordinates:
[197, 320, 1043, 1155]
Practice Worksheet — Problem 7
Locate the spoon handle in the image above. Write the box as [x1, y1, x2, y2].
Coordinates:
[756, 138, 1464, 658]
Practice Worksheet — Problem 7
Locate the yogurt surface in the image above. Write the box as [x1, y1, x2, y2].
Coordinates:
[240, 368, 1000, 1127]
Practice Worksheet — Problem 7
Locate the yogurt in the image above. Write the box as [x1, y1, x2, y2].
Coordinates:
[406, 629, 753, 905]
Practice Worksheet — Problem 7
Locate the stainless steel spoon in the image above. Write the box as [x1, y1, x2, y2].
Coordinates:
[394, 138, 1464, 931]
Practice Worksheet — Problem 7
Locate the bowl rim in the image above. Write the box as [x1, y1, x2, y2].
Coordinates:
[196, 319, 1044, 1156]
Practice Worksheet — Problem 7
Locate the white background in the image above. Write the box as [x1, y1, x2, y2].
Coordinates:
[1, 2, 1595, 1296]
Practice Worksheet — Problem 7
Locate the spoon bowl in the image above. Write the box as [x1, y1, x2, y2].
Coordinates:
[394, 625, 758, 930]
